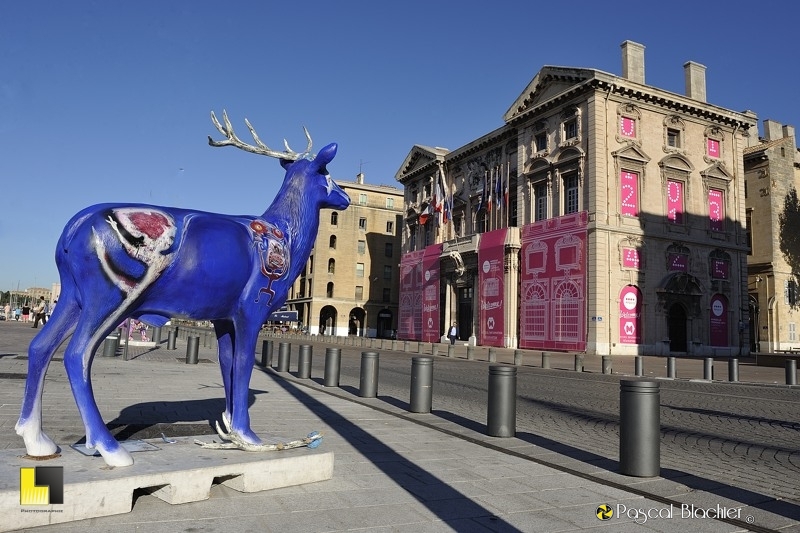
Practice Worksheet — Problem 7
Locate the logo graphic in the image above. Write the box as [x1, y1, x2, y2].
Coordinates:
[20, 466, 63, 505]
[596, 504, 613, 520]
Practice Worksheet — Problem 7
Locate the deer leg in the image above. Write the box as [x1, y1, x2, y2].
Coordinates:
[16, 293, 78, 457]
[213, 319, 235, 424]
[226, 324, 260, 444]
[63, 322, 133, 467]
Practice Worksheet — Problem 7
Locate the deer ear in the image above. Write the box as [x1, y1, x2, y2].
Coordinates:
[315, 143, 338, 167]
[280, 159, 294, 170]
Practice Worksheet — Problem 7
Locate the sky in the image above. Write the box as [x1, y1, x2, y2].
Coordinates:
[2, 1, 798, 292]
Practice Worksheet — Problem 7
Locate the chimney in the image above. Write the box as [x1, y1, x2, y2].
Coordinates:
[621, 40, 645, 84]
[683, 61, 707, 102]
[764, 120, 783, 141]
[356, 172, 365, 184]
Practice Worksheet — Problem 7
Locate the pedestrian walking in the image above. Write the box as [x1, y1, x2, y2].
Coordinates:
[31, 296, 48, 328]
[448, 321, 459, 345]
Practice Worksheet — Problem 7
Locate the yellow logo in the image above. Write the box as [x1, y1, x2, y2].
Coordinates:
[20, 467, 63, 505]
[596, 504, 613, 520]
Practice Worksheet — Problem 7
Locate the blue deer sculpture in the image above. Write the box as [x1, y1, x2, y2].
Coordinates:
[16, 111, 350, 467]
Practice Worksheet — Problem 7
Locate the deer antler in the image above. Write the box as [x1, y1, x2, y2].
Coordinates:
[208, 110, 313, 160]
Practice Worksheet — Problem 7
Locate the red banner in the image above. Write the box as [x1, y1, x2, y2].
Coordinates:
[709, 294, 728, 347]
[421, 244, 443, 342]
[519, 212, 588, 351]
[398, 248, 424, 340]
[478, 229, 506, 347]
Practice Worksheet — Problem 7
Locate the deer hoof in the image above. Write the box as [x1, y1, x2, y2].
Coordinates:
[16, 423, 58, 457]
[96, 444, 134, 467]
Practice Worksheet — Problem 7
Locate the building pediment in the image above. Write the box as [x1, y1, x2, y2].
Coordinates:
[395, 145, 449, 184]
[503, 66, 607, 123]
[612, 143, 651, 165]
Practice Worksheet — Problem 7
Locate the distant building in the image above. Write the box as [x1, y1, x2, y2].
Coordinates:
[396, 41, 757, 356]
[10, 288, 52, 307]
[284, 174, 403, 337]
[744, 120, 800, 352]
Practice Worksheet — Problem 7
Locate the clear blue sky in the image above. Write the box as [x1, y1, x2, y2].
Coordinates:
[2, 1, 798, 292]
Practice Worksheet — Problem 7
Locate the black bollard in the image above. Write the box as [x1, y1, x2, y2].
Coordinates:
[102, 336, 118, 357]
[488, 347, 497, 363]
[514, 349, 523, 366]
[635, 356, 644, 377]
[297, 344, 312, 378]
[667, 357, 676, 378]
[619, 379, 660, 477]
[359, 351, 379, 398]
[167, 330, 177, 350]
[602, 356, 612, 374]
[542, 351, 550, 369]
[324, 347, 341, 387]
[487, 366, 517, 437]
[787, 359, 797, 386]
[186, 335, 199, 364]
[409, 357, 433, 413]
[152, 327, 162, 345]
[277, 342, 291, 372]
[574, 354, 584, 372]
[704, 358, 714, 380]
[728, 357, 739, 382]
[259, 339, 270, 367]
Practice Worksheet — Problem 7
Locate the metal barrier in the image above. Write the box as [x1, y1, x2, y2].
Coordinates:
[359, 352, 379, 398]
[186, 336, 199, 364]
[619, 379, 660, 477]
[324, 348, 341, 387]
[409, 357, 433, 413]
[297, 344, 312, 378]
[487, 366, 516, 437]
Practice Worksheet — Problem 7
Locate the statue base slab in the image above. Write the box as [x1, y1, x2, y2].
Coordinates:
[0, 434, 334, 531]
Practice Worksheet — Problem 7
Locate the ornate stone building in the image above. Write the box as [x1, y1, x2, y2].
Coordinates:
[284, 175, 403, 338]
[396, 41, 757, 356]
[744, 120, 800, 352]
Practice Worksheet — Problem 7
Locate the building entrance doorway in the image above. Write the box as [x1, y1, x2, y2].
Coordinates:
[457, 286, 473, 341]
[668, 303, 687, 352]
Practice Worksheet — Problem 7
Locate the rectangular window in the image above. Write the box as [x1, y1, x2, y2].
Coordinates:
[564, 174, 578, 214]
[667, 128, 680, 148]
[535, 132, 547, 151]
[383, 265, 392, 280]
[620, 171, 638, 217]
[358, 240, 366, 254]
[359, 193, 367, 205]
[790, 323, 797, 342]
[382, 288, 391, 302]
[358, 218, 367, 231]
[356, 263, 364, 278]
[534, 182, 547, 221]
[384, 242, 393, 257]
[746, 210, 752, 255]
[565, 120, 577, 139]
[666, 180, 684, 224]
[386, 197, 394, 208]
[355, 285, 363, 299]
[709, 188, 725, 232]
[386, 221, 394, 233]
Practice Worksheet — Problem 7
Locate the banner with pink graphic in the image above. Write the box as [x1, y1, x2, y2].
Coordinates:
[421, 244, 443, 342]
[519, 212, 588, 351]
[478, 229, 506, 347]
[398, 248, 424, 340]
[709, 293, 729, 347]
[619, 285, 642, 344]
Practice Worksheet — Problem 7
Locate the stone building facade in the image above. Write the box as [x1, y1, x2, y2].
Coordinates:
[284, 175, 403, 338]
[395, 41, 757, 356]
[744, 121, 800, 352]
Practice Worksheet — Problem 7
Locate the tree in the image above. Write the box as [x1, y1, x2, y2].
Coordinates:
[778, 187, 800, 307]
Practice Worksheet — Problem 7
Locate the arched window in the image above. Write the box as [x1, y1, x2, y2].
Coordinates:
[328, 258, 335, 274]
[326, 282, 334, 298]
[330, 212, 338, 225]
[329, 235, 337, 249]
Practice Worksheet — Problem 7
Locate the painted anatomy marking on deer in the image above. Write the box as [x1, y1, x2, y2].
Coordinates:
[16, 111, 349, 467]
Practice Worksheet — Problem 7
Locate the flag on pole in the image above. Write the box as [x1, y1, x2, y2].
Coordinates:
[477, 172, 487, 213]
[419, 203, 432, 225]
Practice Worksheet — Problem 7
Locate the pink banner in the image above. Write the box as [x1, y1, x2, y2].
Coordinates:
[668, 253, 688, 272]
[709, 294, 728, 346]
[619, 285, 642, 344]
[667, 180, 683, 224]
[478, 229, 506, 347]
[707, 138, 720, 158]
[421, 244, 443, 342]
[398, 249, 425, 340]
[519, 212, 588, 351]
[620, 171, 639, 217]
[709, 189, 725, 232]
[711, 259, 729, 280]
[622, 247, 641, 269]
